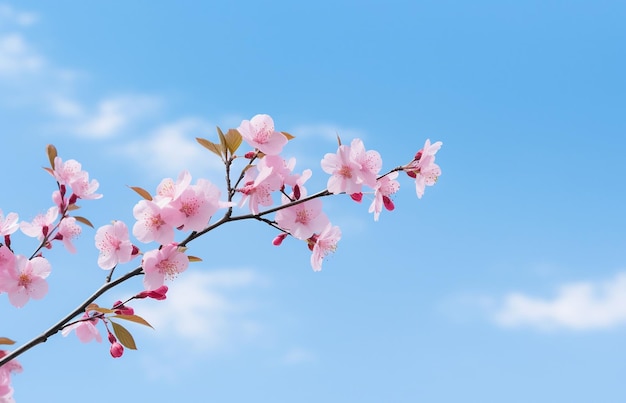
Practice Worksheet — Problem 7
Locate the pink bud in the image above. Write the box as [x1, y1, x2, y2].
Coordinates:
[405, 170, 417, 179]
[350, 193, 363, 202]
[4, 234, 10, 249]
[135, 285, 168, 300]
[414, 150, 423, 161]
[272, 233, 287, 246]
[383, 195, 395, 211]
[113, 301, 134, 315]
[69, 193, 79, 204]
[110, 342, 124, 358]
[131, 245, 140, 256]
[107, 331, 117, 344]
[293, 185, 301, 200]
[244, 151, 256, 159]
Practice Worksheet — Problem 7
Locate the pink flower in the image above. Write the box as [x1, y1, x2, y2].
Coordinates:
[155, 170, 192, 201]
[20, 206, 58, 240]
[95, 221, 135, 270]
[135, 285, 168, 300]
[0, 255, 51, 308]
[321, 138, 382, 194]
[0, 246, 16, 286]
[132, 199, 177, 245]
[142, 243, 189, 291]
[238, 114, 288, 155]
[55, 216, 82, 253]
[275, 198, 330, 240]
[52, 157, 102, 199]
[61, 312, 102, 343]
[163, 178, 226, 232]
[0, 210, 18, 237]
[368, 172, 400, 221]
[310, 224, 341, 271]
[406, 139, 442, 198]
[0, 350, 22, 401]
[238, 165, 282, 215]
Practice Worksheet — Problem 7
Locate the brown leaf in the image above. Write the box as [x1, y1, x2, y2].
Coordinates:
[281, 131, 295, 140]
[129, 186, 153, 201]
[111, 321, 137, 350]
[0, 337, 16, 346]
[114, 314, 154, 329]
[46, 144, 58, 168]
[196, 137, 224, 158]
[225, 129, 243, 155]
[73, 216, 94, 228]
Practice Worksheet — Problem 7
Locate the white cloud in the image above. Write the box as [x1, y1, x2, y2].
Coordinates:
[116, 117, 224, 178]
[70, 95, 161, 138]
[0, 4, 38, 27]
[282, 347, 318, 365]
[139, 269, 265, 352]
[492, 272, 626, 331]
[0, 32, 43, 76]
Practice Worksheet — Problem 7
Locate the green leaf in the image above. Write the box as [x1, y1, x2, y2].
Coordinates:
[129, 186, 153, 201]
[111, 321, 137, 350]
[0, 337, 16, 346]
[281, 131, 295, 140]
[114, 314, 154, 329]
[196, 137, 224, 158]
[225, 129, 243, 155]
[73, 216, 94, 228]
[47, 144, 58, 168]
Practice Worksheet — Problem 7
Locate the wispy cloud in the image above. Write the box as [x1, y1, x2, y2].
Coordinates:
[139, 269, 266, 352]
[0, 32, 43, 76]
[115, 117, 224, 178]
[281, 347, 318, 365]
[59, 94, 161, 139]
[0, 4, 38, 27]
[491, 272, 626, 331]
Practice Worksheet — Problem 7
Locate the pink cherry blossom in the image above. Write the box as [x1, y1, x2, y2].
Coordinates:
[406, 139, 442, 199]
[321, 138, 381, 194]
[142, 243, 189, 291]
[0, 255, 51, 308]
[238, 114, 288, 155]
[0, 210, 18, 237]
[275, 198, 330, 240]
[0, 350, 22, 402]
[56, 216, 82, 253]
[368, 172, 400, 221]
[0, 246, 16, 287]
[310, 223, 341, 271]
[238, 165, 282, 215]
[155, 170, 192, 201]
[61, 312, 102, 343]
[52, 157, 101, 199]
[95, 221, 135, 270]
[20, 206, 58, 240]
[132, 199, 178, 245]
[163, 178, 226, 231]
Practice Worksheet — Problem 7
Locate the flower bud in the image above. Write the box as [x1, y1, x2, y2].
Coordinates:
[272, 233, 287, 246]
[110, 342, 124, 358]
[350, 193, 363, 202]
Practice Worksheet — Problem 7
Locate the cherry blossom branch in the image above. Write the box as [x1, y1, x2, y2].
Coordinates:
[0, 266, 143, 367]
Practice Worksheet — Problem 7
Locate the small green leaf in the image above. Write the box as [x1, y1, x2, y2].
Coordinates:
[47, 144, 58, 168]
[281, 131, 295, 140]
[225, 129, 243, 155]
[196, 137, 224, 158]
[73, 216, 94, 228]
[0, 337, 16, 346]
[111, 321, 137, 350]
[129, 186, 153, 201]
[114, 314, 154, 329]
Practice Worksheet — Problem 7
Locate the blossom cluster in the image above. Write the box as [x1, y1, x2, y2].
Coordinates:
[0, 113, 442, 401]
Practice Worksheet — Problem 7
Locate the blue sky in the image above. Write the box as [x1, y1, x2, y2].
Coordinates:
[1, 1, 625, 402]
